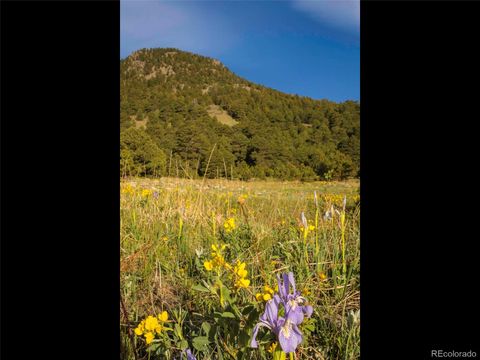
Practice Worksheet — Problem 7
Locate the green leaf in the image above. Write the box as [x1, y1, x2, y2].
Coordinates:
[146, 343, 161, 352]
[221, 311, 236, 319]
[241, 304, 255, 315]
[303, 323, 315, 332]
[201, 322, 211, 336]
[179, 339, 189, 350]
[192, 284, 210, 292]
[192, 336, 210, 352]
[213, 311, 223, 319]
[174, 323, 183, 339]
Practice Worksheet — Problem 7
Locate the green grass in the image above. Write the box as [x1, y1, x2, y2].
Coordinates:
[120, 177, 360, 360]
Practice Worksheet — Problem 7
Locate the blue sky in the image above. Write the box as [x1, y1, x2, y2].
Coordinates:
[121, 0, 359, 102]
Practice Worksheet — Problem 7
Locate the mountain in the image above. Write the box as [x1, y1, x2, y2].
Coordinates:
[120, 48, 359, 180]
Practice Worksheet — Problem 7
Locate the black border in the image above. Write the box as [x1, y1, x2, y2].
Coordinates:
[1, 1, 120, 359]
[361, 1, 479, 358]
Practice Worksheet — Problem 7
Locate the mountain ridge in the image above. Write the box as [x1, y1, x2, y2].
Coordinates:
[120, 47, 359, 180]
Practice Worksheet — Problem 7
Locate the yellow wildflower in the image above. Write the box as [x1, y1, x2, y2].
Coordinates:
[144, 331, 154, 344]
[223, 217, 236, 233]
[141, 189, 152, 198]
[144, 316, 159, 331]
[155, 325, 163, 334]
[158, 311, 168, 322]
[134, 321, 145, 336]
[264, 285, 274, 295]
[256, 284, 275, 302]
[268, 342, 278, 353]
[204, 260, 213, 271]
[234, 261, 248, 278]
[319, 272, 327, 281]
[237, 195, 247, 205]
[211, 244, 227, 253]
[235, 278, 250, 289]
[121, 184, 134, 195]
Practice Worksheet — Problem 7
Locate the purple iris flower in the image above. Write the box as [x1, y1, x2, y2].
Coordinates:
[277, 272, 313, 325]
[251, 294, 282, 348]
[184, 349, 196, 360]
[250, 294, 304, 353]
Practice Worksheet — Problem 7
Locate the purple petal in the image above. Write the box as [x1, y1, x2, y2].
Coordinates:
[287, 307, 304, 325]
[250, 323, 261, 348]
[185, 349, 197, 360]
[303, 305, 313, 318]
[277, 273, 289, 300]
[292, 323, 303, 337]
[265, 297, 279, 324]
[288, 272, 296, 293]
[278, 322, 302, 353]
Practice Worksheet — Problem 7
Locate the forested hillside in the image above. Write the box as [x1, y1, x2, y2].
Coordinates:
[120, 48, 359, 180]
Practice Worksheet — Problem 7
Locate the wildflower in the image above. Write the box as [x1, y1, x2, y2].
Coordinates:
[264, 285, 275, 295]
[251, 294, 303, 354]
[268, 342, 278, 353]
[277, 272, 313, 325]
[301, 212, 308, 230]
[204, 260, 213, 271]
[211, 244, 228, 268]
[236, 277, 250, 289]
[233, 260, 250, 289]
[348, 309, 360, 326]
[234, 261, 248, 278]
[122, 183, 134, 195]
[195, 247, 204, 257]
[184, 349, 197, 360]
[212, 244, 227, 253]
[256, 285, 275, 302]
[153, 191, 159, 199]
[145, 316, 159, 331]
[144, 331, 154, 344]
[155, 324, 164, 334]
[223, 217, 236, 233]
[323, 205, 335, 221]
[319, 272, 327, 281]
[134, 321, 145, 336]
[141, 189, 152, 198]
[237, 195, 247, 205]
[158, 311, 168, 322]
[203, 243, 230, 272]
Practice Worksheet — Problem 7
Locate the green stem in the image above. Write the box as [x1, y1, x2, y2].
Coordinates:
[315, 208, 319, 270]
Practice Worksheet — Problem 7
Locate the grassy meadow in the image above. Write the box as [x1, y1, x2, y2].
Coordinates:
[120, 178, 360, 360]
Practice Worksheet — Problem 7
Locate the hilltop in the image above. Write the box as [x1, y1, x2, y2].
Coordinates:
[120, 48, 359, 180]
